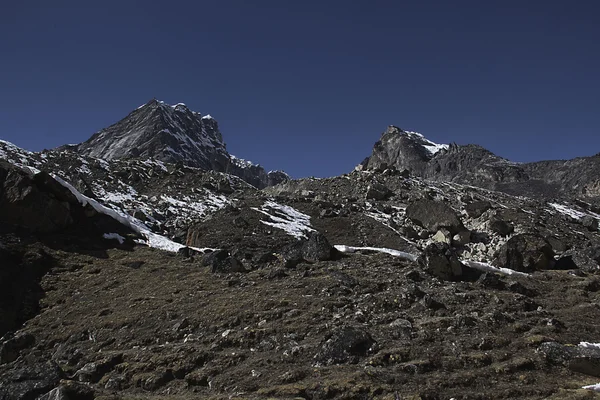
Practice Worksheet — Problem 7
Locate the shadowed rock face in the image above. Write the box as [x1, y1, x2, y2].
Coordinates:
[63, 99, 288, 189]
[361, 126, 600, 205]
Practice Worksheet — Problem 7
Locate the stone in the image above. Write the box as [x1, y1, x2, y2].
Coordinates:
[314, 326, 376, 366]
[365, 183, 393, 200]
[0, 332, 35, 364]
[489, 218, 514, 236]
[432, 229, 451, 244]
[203, 250, 247, 273]
[406, 199, 464, 234]
[0, 361, 61, 400]
[581, 216, 599, 231]
[465, 201, 492, 218]
[495, 234, 555, 272]
[452, 230, 471, 246]
[417, 242, 471, 281]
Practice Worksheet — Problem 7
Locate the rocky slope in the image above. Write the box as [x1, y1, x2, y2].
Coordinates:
[2, 110, 600, 400]
[361, 126, 600, 205]
[2, 134, 600, 398]
[60, 99, 288, 189]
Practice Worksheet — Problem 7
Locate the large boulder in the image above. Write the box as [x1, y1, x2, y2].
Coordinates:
[539, 342, 600, 378]
[314, 326, 376, 366]
[495, 234, 555, 272]
[365, 183, 393, 201]
[417, 242, 476, 281]
[0, 162, 73, 233]
[203, 250, 247, 273]
[406, 199, 464, 234]
[465, 201, 492, 218]
[0, 361, 62, 400]
[281, 231, 338, 267]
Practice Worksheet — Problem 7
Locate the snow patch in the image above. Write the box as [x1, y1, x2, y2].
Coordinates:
[583, 383, 600, 392]
[252, 201, 315, 239]
[51, 173, 188, 253]
[404, 131, 449, 156]
[334, 245, 418, 262]
[462, 260, 530, 277]
[103, 233, 125, 244]
[548, 203, 589, 220]
[579, 342, 600, 350]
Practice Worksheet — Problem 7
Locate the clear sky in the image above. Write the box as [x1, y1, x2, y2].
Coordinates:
[1, 1, 599, 178]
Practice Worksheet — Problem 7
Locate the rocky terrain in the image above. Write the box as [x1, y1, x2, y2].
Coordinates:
[1, 106, 600, 399]
[361, 126, 600, 205]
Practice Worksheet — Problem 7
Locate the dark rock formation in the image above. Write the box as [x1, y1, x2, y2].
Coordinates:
[495, 234, 555, 272]
[406, 199, 464, 234]
[314, 326, 376, 366]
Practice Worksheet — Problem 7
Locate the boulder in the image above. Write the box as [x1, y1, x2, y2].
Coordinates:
[365, 183, 393, 200]
[465, 201, 492, 218]
[417, 242, 471, 281]
[538, 342, 600, 378]
[281, 231, 337, 267]
[314, 326, 376, 366]
[0, 361, 61, 400]
[488, 218, 514, 237]
[203, 250, 247, 273]
[581, 216, 599, 231]
[495, 234, 555, 272]
[406, 199, 464, 234]
[0, 162, 73, 233]
[0, 332, 35, 364]
[555, 248, 599, 272]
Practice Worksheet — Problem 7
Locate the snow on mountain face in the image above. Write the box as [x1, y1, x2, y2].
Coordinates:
[403, 130, 449, 156]
[76, 99, 228, 169]
[0, 139, 253, 250]
[69, 99, 288, 189]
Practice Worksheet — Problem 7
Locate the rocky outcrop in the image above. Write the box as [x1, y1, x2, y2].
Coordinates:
[405, 199, 465, 234]
[495, 234, 555, 272]
[361, 126, 600, 205]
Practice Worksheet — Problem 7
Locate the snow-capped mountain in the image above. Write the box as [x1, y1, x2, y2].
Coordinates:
[64, 99, 288, 189]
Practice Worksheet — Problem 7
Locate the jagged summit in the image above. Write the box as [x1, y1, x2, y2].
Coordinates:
[358, 125, 450, 175]
[67, 99, 288, 189]
[361, 125, 600, 203]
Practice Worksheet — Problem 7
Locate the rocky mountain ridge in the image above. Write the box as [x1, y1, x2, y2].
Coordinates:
[361, 126, 600, 205]
[60, 99, 289, 189]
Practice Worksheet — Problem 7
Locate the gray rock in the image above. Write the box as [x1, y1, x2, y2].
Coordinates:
[314, 326, 376, 366]
[417, 243, 470, 281]
[489, 218, 514, 236]
[0, 361, 61, 400]
[538, 342, 600, 378]
[495, 234, 555, 272]
[465, 201, 492, 218]
[365, 183, 393, 200]
[0, 332, 35, 364]
[582, 216, 599, 231]
[203, 250, 247, 273]
[406, 199, 464, 234]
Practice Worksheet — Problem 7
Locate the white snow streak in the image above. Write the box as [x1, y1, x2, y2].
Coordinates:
[52, 173, 188, 252]
[103, 233, 125, 244]
[334, 245, 418, 262]
[252, 201, 315, 239]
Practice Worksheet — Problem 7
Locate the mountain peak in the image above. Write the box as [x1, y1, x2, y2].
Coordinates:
[66, 101, 287, 188]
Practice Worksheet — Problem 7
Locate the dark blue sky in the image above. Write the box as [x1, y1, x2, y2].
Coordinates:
[1, 1, 599, 178]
